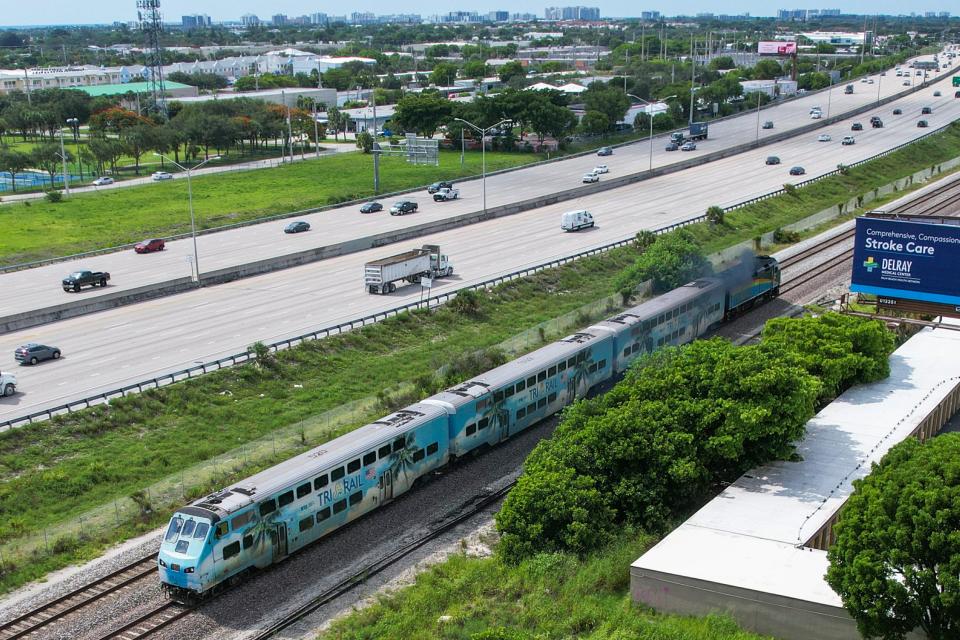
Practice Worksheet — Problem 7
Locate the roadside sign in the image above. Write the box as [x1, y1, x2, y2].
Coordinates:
[421, 278, 433, 288]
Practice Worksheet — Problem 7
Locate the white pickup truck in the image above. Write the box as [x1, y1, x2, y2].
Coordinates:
[1, 371, 17, 397]
[432, 188, 460, 202]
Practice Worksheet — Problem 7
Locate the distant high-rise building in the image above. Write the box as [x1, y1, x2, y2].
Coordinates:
[489, 10, 510, 21]
[640, 11, 661, 20]
[272, 14, 288, 26]
[545, 6, 599, 20]
[778, 8, 841, 20]
[578, 6, 600, 19]
[939, 11, 950, 17]
[512, 12, 538, 20]
[351, 11, 376, 24]
[544, 7, 561, 19]
[240, 13, 260, 26]
[310, 12, 328, 25]
[181, 14, 211, 28]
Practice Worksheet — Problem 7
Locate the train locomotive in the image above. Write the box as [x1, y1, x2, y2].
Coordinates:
[157, 255, 780, 602]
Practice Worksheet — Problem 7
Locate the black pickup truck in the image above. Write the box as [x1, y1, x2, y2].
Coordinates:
[62, 269, 110, 292]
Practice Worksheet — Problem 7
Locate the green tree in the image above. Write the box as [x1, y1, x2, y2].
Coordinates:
[578, 110, 610, 136]
[30, 141, 64, 187]
[751, 59, 783, 80]
[121, 123, 160, 175]
[582, 82, 631, 127]
[0, 146, 30, 191]
[498, 60, 526, 84]
[463, 60, 489, 80]
[355, 130, 373, 153]
[429, 62, 459, 86]
[614, 229, 712, 297]
[391, 92, 452, 138]
[827, 434, 960, 640]
[709, 56, 736, 70]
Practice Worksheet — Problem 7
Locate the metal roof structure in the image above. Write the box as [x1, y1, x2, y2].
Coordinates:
[631, 321, 960, 640]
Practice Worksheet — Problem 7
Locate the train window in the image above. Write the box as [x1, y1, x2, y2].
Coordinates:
[317, 507, 331, 522]
[363, 452, 377, 467]
[478, 418, 489, 430]
[412, 448, 425, 463]
[232, 511, 254, 530]
[181, 520, 196, 538]
[331, 467, 345, 481]
[393, 438, 405, 453]
[260, 500, 277, 517]
[243, 534, 253, 550]
[223, 541, 241, 560]
[427, 442, 439, 455]
[526, 402, 536, 414]
[194, 522, 209, 540]
[673, 308, 679, 318]
[215, 522, 229, 539]
[466, 423, 477, 436]
[537, 371, 546, 382]
[347, 459, 361, 474]
[378, 445, 392, 459]
[598, 359, 606, 370]
[504, 385, 515, 398]
[517, 408, 526, 419]
[314, 474, 328, 490]
[296, 483, 312, 499]
[515, 379, 525, 392]
[577, 352, 586, 363]
[527, 375, 536, 387]
[548, 366, 556, 377]
[278, 491, 294, 508]
[588, 363, 597, 374]
[623, 347, 630, 357]
[175, 540, 190, 554]
[164, 517, 183, 542]
[632, 343, 640, 353]
[567, 357, 576, 368]
[558, 360, 567, 372]
[538, 398, 547, 409]
[299, 517, 314, 533]
[548, 393, 557, 403]
[494, 390, 504, 402]
[333, 499, 347, 514]
[349, 492, 363, 506]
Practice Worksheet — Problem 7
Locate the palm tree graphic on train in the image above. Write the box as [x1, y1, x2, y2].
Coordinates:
[564, 347, 594, 403]
[483, 394, 510, 435]
[248, 509, 282, 554]
[387, 432, 420, 483]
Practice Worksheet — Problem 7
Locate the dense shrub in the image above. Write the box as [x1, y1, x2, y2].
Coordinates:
[614, 229, 712, 298]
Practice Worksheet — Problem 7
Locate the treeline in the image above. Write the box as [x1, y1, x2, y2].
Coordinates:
[495, 310, 895, 561]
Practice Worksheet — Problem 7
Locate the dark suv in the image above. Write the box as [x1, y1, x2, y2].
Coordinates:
[15, 343, 61, 365]
[390, 200, 418, 215]
[427, 181, 453, 194]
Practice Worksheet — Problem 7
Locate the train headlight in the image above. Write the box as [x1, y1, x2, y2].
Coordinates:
[158, 558, 167, 567]
[185, 567, 195, 573]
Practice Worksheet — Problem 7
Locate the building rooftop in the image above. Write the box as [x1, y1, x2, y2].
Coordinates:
[77, 81, 194, 97]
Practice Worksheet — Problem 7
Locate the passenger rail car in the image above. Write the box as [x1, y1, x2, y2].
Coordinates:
[158, 256, 780, 601]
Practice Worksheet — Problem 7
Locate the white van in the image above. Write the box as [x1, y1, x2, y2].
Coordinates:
[561, 210, 594, 232]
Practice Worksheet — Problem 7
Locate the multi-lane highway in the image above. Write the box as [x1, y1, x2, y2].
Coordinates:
[2, 56, 954, 320]
[1, 55, 959, 423]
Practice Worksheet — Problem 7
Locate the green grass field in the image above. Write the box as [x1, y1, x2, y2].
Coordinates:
[1, 122, 959, 595]
[320, 530, 768, 640]
[0, 149, 541, 265]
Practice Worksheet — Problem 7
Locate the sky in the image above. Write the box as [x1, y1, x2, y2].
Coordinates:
[0, 1, 953, 26]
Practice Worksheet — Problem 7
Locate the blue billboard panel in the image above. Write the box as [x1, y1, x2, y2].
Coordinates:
[851, 217, 960, 304]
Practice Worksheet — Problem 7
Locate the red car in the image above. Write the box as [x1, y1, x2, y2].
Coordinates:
[134, 238, 165, 253]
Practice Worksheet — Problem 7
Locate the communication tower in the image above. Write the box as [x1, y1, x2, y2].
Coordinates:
[136, 0, 167, 115]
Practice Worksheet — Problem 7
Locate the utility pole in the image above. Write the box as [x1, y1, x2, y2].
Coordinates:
[689, 34, 696, 125]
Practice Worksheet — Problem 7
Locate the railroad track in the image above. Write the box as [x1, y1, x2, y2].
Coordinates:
[94, 601, 193, 640]
[250, 481, 517, 640]
[0, 554, 158, 639]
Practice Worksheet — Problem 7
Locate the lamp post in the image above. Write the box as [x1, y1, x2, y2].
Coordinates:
[876, 72, 882, 106]
[628, 93, 675, 172]
[755, 90, 763, 142]
[58, 123, 71, 197]
[453, 117, 511, 215]
[826, 75, 834, 118]
[153, 154, 219, 283]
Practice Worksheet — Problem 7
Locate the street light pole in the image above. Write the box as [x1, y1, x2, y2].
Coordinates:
[755, 90, 762, 143]
[629, 93, 675, 172]
[826, 75, 834, 118]
[58, 125, 70, 197]
[153, 154, 219, 284]
[454, 117, 510, 215]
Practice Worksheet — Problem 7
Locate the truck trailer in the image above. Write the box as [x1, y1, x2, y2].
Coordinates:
[364, 244, 454, 294]
[670, 122, 709, 144]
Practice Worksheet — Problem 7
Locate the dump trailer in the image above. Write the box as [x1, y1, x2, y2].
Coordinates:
[364, 244, 454, 294]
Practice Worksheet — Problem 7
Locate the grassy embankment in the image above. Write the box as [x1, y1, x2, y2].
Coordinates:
[1, 122, 959, 597]
[0, 149, 540, 265]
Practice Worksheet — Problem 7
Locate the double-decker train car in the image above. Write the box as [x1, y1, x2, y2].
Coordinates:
[158, 256, 780, 601]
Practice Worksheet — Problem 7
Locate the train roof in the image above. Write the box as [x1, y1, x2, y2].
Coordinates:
[183, 402, 447, 517]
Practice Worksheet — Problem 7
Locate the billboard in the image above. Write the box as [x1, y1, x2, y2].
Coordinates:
[758, 41, 797, 56]
[851, 217, 960, 305]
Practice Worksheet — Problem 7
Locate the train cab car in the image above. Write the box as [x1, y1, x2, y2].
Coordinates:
[424, 329, 616, 459]
[159, 402, 450, 602]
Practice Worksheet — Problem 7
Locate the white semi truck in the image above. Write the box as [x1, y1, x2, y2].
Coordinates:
[1, 371, 16, 397]
[364, 244, 454, 294]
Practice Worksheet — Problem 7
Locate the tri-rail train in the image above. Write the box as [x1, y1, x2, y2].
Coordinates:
[158, 255, 780, 602]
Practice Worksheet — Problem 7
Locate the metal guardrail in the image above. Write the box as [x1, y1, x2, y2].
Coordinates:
[3, 115, 958, 431]
[3, 54, 951, 276]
